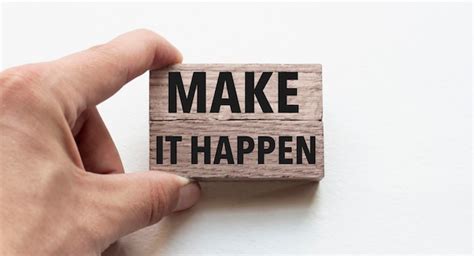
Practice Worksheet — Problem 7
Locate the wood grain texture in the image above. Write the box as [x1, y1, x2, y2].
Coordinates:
[150, 120, 324, 181]
[149, 64, 323, 181]
[150, 64, 322, 121]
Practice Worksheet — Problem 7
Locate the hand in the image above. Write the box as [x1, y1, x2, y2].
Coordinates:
[0, 29, 200, 255]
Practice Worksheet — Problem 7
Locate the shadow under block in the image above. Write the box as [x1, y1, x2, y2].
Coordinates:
[150, 64, 323, 181]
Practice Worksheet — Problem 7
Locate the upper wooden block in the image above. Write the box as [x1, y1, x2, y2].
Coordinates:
[150, 64, 322, 121]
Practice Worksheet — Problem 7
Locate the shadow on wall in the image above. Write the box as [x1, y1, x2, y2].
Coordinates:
[200, 181, 319, 210]
[106, 181, 319, 256]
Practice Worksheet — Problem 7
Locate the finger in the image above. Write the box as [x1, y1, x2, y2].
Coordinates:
[74, 107, 124, 174]
[49, 29, 182, 122]
[84, 171, 200, 249]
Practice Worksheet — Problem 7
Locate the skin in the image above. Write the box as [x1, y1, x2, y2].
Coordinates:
[0, 29, 200, 255]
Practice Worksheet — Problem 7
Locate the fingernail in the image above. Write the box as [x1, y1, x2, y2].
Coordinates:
[175, 175, 191, 185]
[174, 182, 201, 212]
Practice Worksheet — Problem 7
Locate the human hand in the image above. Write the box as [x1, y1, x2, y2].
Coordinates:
[0, 29, 200, 255]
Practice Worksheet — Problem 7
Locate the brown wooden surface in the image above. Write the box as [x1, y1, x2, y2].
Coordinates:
[149, 64, 323, 181]
[150, 120, 323, 181]
[150, 64, 322, 121]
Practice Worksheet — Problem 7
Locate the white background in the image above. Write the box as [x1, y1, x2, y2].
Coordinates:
[2, 2, 472, 255]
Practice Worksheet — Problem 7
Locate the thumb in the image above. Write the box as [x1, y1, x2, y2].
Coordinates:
[83, 171, 200, 250]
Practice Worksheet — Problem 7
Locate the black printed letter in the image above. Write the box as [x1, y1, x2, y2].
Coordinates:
[210, 72, 241, 113]
[278, 72, 299, 113]
[169, 72, 206, 113]
[245, 72, 273, 113]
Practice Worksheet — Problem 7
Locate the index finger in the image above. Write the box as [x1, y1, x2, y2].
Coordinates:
[50, 29, 182, 120]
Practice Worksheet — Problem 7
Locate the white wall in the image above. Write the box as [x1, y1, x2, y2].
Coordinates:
[2, 2, 472, 254]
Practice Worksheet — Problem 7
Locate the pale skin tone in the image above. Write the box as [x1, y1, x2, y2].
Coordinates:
[0, 29, 201, 255]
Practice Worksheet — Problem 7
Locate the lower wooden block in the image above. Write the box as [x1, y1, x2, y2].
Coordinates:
[150, 120, 324, 181]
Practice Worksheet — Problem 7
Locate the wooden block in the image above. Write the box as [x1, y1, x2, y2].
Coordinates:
[150, 64, 323, 181]
[150, 64, 322, 121]
[150, 120, 323, 180]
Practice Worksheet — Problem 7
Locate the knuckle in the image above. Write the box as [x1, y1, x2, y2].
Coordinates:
[87, 43, 107, 52]
[87, 43, 130, 81]
[133, 28, 159, 38]
[1, 64, 44, 84]
[0, 64, 49, 106]
[146, 179, 172, 225]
